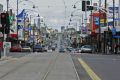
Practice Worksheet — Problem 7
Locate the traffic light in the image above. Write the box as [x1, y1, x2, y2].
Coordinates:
[0, 27, 4, 34]
[82, 0, 93, 11]
[1, 13, 7, 25]
[5, 12, 10, 34]
[0, 12, 10, 34]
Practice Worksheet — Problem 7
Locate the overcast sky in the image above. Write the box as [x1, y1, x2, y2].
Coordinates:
[0, 0, 119, 30]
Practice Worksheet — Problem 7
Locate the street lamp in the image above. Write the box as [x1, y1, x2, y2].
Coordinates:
[72, 0, 81, 9]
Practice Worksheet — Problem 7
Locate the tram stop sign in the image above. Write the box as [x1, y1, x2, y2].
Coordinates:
[3, 42, 11, 48]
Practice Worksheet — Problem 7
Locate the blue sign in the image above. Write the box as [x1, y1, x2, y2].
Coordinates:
[109, 7, 119, 13]
[112, 28, 116, 35]
[17, 25, 23, 29]
[94, 17, 99, 26]
[113, 36, 120, 38]
[114, 18, 120, 21]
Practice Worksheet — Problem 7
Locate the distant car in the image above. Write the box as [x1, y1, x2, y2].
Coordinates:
[59, 48, 65, 53]
[42, 47, 47, 52]
[81, 45, 95, 53]
[66, 47, 73, 52]
[22, 46, 32, 52]
[75, 48, 81, 53]
[10, 44, 22, 52]
[51, 46, 56, 51]
[33, 44, 43, 52]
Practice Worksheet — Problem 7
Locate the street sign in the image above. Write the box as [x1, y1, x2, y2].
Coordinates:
[94, 17, 99, 26]
[3, 42, 11, 48]
[112, 28, 116, 35]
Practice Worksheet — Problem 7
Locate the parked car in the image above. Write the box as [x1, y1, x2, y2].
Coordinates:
[66, 47, 73, 52]
[75, 48, 81, 53]
[10, 44, 22, 52]
[59, 47, 65, 53]
[33, 44, 43, 52]
[81, 45, 95, 53]
[22, 46, 32, 52]
[42, 47, 47, 52]
[51, 46, 56, 51]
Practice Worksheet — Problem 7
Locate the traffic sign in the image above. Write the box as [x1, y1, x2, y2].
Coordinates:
[3, 42, 11, 48]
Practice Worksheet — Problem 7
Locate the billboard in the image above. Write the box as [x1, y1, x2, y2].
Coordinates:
[92, 12, 106, 32]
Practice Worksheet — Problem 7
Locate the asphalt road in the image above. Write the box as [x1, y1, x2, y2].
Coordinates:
[71, 53, 120, 80]
[0, 52, 78, 80]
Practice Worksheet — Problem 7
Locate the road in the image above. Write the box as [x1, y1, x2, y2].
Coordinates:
[0, 52, 78, 80]
[71, 53, 120, 80]
[1, 50, 120, 80]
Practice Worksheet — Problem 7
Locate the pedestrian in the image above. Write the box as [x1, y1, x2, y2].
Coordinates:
[114, 44, 118, 54]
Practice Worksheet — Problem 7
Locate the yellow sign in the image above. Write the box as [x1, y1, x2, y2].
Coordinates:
[100, 19, 107, 23]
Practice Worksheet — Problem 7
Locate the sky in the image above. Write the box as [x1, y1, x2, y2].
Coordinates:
[0, 0, 119, 31]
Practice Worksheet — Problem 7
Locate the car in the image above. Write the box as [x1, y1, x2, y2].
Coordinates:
[42, 47, 47, 52]
[75, 48, 81, 53]
[66, 47, 73, 52]
[59, 48, 65, 53]
[33, 44, 43, 52]
[10, 44, 22, 52]
[51, 46, 56, 51]
[81, 45, 96, 53]
[22, 46, 32, 52]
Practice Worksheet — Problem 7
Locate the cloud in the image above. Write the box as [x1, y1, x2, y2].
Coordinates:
[49, 18, 65, 24]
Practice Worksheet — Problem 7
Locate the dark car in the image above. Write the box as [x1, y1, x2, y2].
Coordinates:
[59, 48, 65, 53]
[33, 44, 43, 52]
[66, 47, 73, 52]
[51, 46, 56, 51]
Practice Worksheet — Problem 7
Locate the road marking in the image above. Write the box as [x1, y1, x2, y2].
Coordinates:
[78, 58, 101, 80]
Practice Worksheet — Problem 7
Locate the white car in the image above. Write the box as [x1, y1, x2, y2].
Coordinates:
[81, 45, 93, 53]
[22, 46, 32, 52]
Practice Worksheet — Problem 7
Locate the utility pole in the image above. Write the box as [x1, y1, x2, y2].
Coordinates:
[103, 0, 107, 53]
[33, 19, 35, 52]
[113, 0, 115, 28]
[90, 0, 92, 46]
[98, 0, 101, 53]
[111, 0, 115, 53]
[17, 0, 19, 44]
[85, 0, 87, 33]
[119, 0, 120, 26]
[24, 12, 26, 45]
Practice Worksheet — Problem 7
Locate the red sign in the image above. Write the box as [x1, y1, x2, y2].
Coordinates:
[92, 12, 106, 32]
[0, 42, 3, 48]
[10, 34, 18, 38]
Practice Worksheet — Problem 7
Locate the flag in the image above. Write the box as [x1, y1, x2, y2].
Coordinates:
[16, 9, 25, 18]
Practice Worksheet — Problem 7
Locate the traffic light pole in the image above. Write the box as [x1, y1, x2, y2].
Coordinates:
[7, 0, 9, 12]
[3, 33, 7, 58]
[2, 24, 7, 58]
[4, 0, 9, 58]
